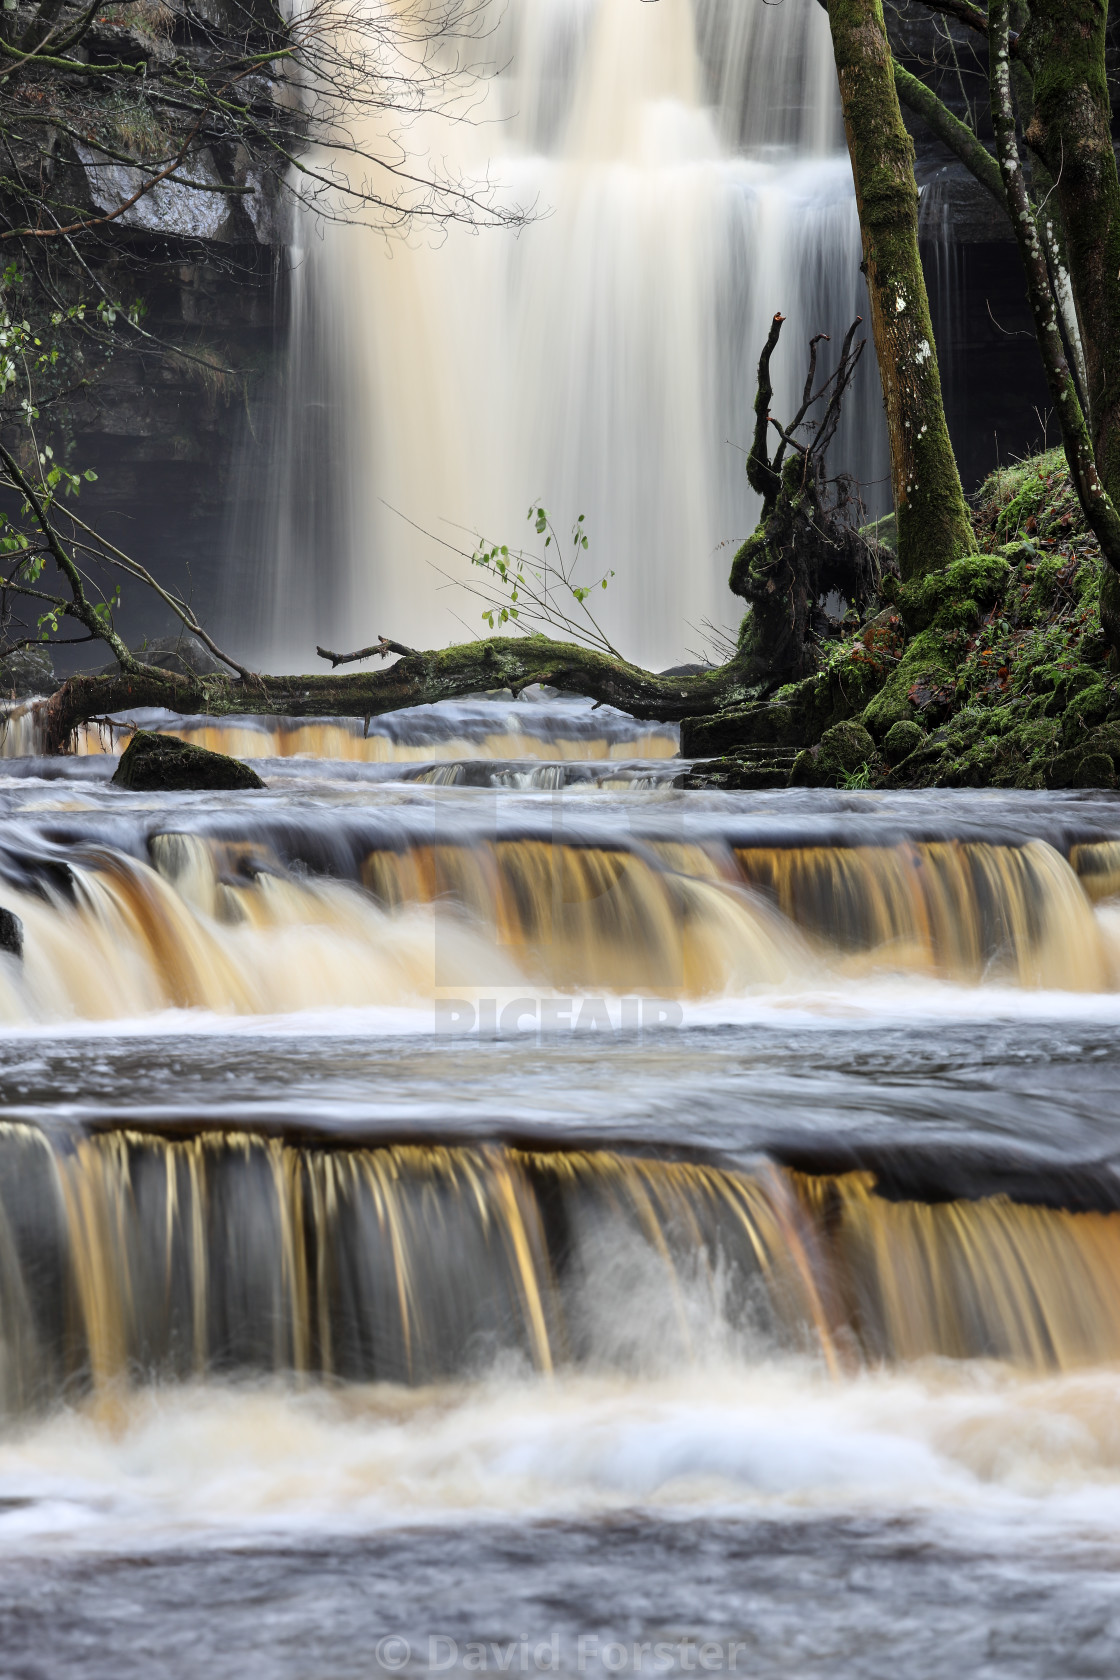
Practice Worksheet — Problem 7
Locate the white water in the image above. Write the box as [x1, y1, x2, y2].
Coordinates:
[5, 1365, 1120, 1552]
[238, 0, 886, 670]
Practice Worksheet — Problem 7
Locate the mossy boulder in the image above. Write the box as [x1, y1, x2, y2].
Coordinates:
[1072, 753, 1117, 790]
[1060, 680, 1118, 742]
[791, 720, 878, 787]
[882, 719, 924, 763]
[1047, 748, 1117, 790]
[899, 551, 1012, 637]
[113, 730, 264, 792]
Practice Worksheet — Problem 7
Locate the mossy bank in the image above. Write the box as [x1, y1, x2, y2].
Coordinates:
[683, 448, 1120, 791]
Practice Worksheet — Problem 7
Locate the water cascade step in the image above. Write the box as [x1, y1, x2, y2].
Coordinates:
[0, 803, 1115, 1018]
[3, 1129, 1120, 1414]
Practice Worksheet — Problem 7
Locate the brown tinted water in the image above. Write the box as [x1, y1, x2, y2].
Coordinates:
[2, 699, 1120, 1676]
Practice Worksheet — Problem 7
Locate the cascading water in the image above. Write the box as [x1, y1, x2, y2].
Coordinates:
[3, 696, 1120, 1669]
[233, 0, 885, 669]
[9, 8, 1120, 1673]
[8, 1130, 1120, 1416]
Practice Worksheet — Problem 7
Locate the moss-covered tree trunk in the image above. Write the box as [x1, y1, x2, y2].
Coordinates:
[1020, 1, 1120, 493]
[825, 0, 975, 581]
[43, 639, 766, 752]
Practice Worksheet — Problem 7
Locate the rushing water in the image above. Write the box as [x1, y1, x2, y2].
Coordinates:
[233, 0, 886, 669]
[2, 695, 1120, 1676]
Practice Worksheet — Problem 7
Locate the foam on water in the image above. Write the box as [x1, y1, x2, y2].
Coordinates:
[4, 1364, 1120, 1553]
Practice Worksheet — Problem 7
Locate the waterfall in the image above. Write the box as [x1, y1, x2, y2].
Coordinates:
[0, 786, 1114, 1022]
[232, 0, 887, 671]
[5, 1128, 1120, 1414]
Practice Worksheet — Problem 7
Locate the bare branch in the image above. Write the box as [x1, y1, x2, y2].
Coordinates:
[316, 639, 417, 666]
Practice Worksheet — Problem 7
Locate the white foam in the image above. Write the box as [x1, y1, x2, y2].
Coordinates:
[4, 1364, 1120, 1555]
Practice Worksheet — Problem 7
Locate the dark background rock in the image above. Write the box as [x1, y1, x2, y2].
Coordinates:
[0, 648, 56, 698]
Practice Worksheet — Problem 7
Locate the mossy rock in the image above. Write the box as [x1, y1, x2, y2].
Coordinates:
[1060, 680, 1118, 742]
[899, 551, 1011, 636]
[791, 720, 878, 787]
[882, 719, 924, 764]
[680, 702, 803, 756]
[113, 730, 264, 792]
[1071, 753, 1118, 790]
[1046, 749, 1118, 791]
[820, 720, 875, 770]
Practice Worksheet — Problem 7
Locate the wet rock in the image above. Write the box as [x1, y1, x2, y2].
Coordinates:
[113, 730, 264, 791]
[681, 748, 797, 790]
[0, 646, 55, 697]
[132, 635, 228, 679]
[0, 908, 23, 959]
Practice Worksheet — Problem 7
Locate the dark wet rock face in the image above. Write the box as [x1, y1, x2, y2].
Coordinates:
[132, 635, 228, 680]
[113, 730, 264, 792]
[0, 909, 24, 960]
[0, 648, 56, 698]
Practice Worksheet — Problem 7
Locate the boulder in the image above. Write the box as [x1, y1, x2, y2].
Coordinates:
[134, 634, 227, 679]
[0, 908, 23, 959]
[883, 719, 925, 764]
[0, 646, 55, 697]
[818, 720, 877, 774]
[113, 730, 264, 791]
[791, 719, 879, 788]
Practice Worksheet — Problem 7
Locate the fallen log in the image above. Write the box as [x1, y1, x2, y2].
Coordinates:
[45, 636, 761, 752]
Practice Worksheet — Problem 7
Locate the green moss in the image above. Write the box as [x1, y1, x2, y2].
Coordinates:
[883, 718, 924, 762]
[790, 720, 878, 786]
[113, 730, 264, 792]
[898, 551, 1012, 635]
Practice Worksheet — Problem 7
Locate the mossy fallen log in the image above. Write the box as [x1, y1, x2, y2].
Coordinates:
[46, 637, 764, 752]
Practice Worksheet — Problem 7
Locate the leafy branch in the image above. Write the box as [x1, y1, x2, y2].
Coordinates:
[468, 507, 618, 656]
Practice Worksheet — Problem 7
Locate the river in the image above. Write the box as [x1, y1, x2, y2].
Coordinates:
[0, 694, 1118, 1677]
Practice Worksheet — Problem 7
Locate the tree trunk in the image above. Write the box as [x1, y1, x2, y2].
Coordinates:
[825, 0, 976, 580]
[44, 640, 766, 752]
[892, 60, 1006, 212]
[1019, 0, 1120, 495]
[988, 0, 1120, 580]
